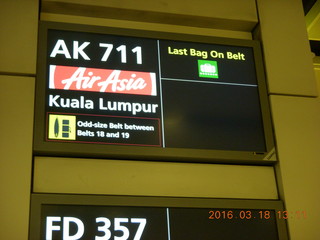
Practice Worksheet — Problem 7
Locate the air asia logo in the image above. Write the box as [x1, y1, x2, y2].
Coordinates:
[48, 114, 76, 140]
[198, 60, 219, 78]
[49, 65, 157, 96]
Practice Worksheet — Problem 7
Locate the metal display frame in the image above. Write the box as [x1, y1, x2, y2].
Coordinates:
[33, 21, 275, 164]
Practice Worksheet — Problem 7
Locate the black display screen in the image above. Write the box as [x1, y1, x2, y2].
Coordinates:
[34, 22, 274, 163]
[29, 195, 288, 240]
[41, 205, 278, 240]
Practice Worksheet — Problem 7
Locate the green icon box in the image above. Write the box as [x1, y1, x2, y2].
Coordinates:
[198, 60, 219, 78]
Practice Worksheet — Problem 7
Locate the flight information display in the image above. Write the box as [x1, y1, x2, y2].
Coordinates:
[29, 195, 288, 240]
[41, 206, 279, 240]
[34, 22, 274, 162]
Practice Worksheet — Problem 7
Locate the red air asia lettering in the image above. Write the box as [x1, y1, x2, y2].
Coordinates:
[49, 65, 157, 96]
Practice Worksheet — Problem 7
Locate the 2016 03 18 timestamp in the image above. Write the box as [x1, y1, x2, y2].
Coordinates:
[208, 210, 307, 220]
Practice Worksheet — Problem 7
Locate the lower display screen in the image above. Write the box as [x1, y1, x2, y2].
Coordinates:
[30, 195, 288, 240]
[41, 205, 278, 240]
[42, 205, 279, 240]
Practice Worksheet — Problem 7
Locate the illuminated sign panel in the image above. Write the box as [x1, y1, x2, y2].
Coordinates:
[34, 22, 275, 163]
[29, 194, 289, 240]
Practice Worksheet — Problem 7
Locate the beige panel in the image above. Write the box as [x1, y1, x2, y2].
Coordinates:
[42, 0, 257, 21]
[0, 76, 35, 240]
[256, 0, 318, 96]
[313, 53, 320, 97]
[315, 67, 320, 94]
[34, 157, 278, 199]
[270, 95, 320, 240]
[0, 0, 38, 75]
[40, 13, 253, 40]
[41, 0, 257, 31]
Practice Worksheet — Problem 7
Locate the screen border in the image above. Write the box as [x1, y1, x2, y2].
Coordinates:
[33, 21, 275, 164]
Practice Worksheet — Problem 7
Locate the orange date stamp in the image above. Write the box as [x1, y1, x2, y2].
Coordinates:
[208, 210, 307, 220]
